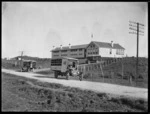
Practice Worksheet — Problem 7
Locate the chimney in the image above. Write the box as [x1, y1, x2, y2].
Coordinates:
[60, 45, 62, 49]
[111, 41, 114, 47]
[53, 46, 55, 49]
[69, 43, 71, 49]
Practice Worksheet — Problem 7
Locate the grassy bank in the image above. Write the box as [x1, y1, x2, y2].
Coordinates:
[82, 57, 148, 88]
[2, 72, 148, 112]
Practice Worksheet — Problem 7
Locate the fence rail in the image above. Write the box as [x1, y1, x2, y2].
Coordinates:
[77, 58, 122, 73]
[76, 57, 147, 88]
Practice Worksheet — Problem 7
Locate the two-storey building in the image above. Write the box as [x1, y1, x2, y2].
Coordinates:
[51, 41, 125, 62]
[86, 41, 125, 58]
[51, 44, 88, 59]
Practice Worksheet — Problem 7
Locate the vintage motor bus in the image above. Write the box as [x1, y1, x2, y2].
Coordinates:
[50, 57, 83, 80]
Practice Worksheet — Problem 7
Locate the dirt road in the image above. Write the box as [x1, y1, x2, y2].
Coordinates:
[33, 68, 51, 72]
[2, 68, 148, 100]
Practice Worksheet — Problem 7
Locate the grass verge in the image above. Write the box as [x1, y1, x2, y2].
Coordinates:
[2, 72, 148, 112]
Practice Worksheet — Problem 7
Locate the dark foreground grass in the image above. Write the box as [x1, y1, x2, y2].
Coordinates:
[2, 72, 148, 112]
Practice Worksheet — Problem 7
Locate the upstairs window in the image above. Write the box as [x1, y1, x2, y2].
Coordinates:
[79, 49, 82, 51]
[110, 49, 112, 54]
[61, 50, 67, 52]
[116, 49, 118, 54]
[71, 49, 77, 52]
[53, 51, 59, 53]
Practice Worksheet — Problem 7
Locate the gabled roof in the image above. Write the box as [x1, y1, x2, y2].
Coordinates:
[92, 41, 125, 49]
[52, 44, 88, 51]
[51, 56, 78, 61]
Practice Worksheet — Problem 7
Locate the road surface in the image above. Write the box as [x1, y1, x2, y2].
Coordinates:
[33, 68, 51, 72]
[2, 68, 148, 100]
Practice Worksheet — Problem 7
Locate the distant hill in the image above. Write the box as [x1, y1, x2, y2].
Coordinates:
[3, 55, 51, 69]
[12, 55, 50, 61]
[102, 57, 148, 80]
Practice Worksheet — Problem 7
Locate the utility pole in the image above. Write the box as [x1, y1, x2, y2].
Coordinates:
[122, 60, 124, 80]
[129, 21, 144, 85]
[19, 51, 24, 68]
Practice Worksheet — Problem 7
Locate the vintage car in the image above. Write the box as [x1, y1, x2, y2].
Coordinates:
[21, 60, 36, 72]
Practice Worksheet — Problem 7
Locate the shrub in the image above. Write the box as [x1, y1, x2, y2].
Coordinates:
[138, 74, 144, 79]
[116, 73, 122, 78]
[83, 73, 91, 79]
[110, 97, 121, 104]
[97, 93, 108, 100]
[120, 97, 135, 106]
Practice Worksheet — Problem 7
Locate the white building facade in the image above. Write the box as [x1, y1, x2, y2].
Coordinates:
[86, 41, 125, 58]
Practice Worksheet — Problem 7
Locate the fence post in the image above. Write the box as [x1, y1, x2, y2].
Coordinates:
[91, 73, 93, 81]
[122, 60, 124, 82]
[129, 75, 132, 85]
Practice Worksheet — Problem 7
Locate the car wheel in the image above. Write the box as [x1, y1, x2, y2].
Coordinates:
[54, 71, 58, 78]
[66, 72, 69, 80]
[79, 73, 83, 81]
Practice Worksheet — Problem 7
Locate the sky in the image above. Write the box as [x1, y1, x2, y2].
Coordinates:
[2, 2, 148, 58]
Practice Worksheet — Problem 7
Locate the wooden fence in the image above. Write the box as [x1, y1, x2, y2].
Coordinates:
[77, 58, 122, 74]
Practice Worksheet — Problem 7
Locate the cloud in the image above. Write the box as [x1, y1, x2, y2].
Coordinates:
[2, 2, 148, 58]
[45, 29, 63, 49]
[103, 29, 116, 42]
[92, 22, 103, 40]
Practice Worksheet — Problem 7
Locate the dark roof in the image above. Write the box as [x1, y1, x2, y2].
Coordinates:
[52, 44, 88, 51]
[113, 44, 125, 49]
[51, 56, 78, 61]
[93, 41, 125, 49]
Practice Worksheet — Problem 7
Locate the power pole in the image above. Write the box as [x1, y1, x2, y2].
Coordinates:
[122, 60, 124, 80]
[129, 21, 144, 85]
[19, 51, 24, 68]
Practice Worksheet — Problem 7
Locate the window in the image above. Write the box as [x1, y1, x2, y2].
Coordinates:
[53, 51, 59, 53]
[71, 49, 77, 52]
[120, 50, 124, 55]
[110, 49, 112, 54]
[53, 55, 59, 57]
[79, 49, 82, 51]
[116, 49, 121, 55]
[116, 49, 118, 54]
[61, 54, 67, 56]
[71, 54, 77, 56]
[61, 50, 67, 52]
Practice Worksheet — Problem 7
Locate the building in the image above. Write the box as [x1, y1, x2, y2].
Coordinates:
[51, 44, 88, 59]
[51, 41, 125, 61]
[86, 41, 125, 58]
